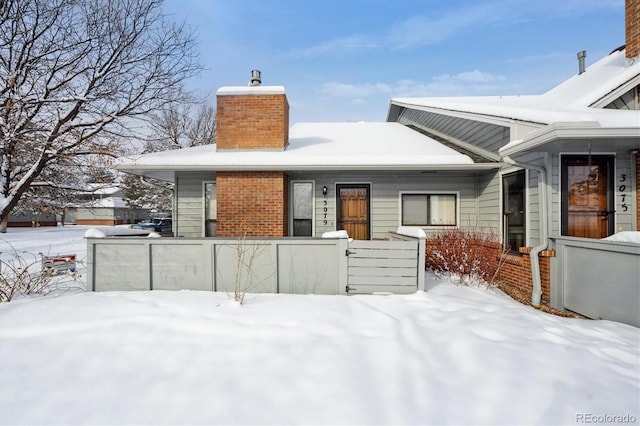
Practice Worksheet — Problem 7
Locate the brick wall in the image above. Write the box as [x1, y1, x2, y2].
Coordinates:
[214, 84, 291, 237]
[627, 0, 640, 61]
[497, 248, 554, 304]
[216, 171, 289, 237]
[216, 90, 289, 151]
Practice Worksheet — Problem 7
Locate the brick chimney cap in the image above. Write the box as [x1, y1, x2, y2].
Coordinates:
[217, 85, 286, 96]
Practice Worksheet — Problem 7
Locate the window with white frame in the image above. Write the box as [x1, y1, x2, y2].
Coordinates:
[401, 193, 457, 226]
[204, 182, 216, 237]
[292, 181, 313, 236]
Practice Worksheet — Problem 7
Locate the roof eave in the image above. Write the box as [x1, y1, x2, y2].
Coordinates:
[499, 122, 640, 157]
[116, 162, 500, 175]
[389, 99, 547, 127]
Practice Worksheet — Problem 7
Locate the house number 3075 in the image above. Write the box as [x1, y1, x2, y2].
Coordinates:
[619, 174, 629, 212]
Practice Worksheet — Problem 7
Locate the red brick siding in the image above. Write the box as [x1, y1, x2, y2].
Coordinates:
[8, 220, 57, 227]
[627, 0, 640, 60]
[216, 171, 289, 237]
[497, 250, 553, 303]
[216, 94, 289, 150]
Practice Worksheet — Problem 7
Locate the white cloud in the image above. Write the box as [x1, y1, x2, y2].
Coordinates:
[318, 82, 392, 98]
[284, 0, 622, 57]
[434, 70, 506, 84]
[286, 34, 380, 57]
[393, 71, 507, 97]
[386, 2, 513, 49]
[317, 70, 507, 101]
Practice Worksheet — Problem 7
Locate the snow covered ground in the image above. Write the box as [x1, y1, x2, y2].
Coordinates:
[1, 226, 639, 425]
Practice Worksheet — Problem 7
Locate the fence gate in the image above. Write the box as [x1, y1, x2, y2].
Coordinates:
[346, 240, 419, 294]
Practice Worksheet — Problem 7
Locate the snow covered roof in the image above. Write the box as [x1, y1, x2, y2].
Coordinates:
[392, 49, 639, 126]
[216, 85, 286, 96]
[390, 48, 640, 156]
[116, 122, 497, 180]
[69, 196, 128, 209]
[87, 196, 128, 209]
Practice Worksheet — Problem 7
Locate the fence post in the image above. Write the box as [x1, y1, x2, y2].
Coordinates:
[337, 238, 349, 295]
[417, 237, 426, 291]
[86, 239, 95, 291]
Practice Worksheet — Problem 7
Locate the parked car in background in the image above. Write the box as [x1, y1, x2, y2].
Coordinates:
[131, 218, 173, 234]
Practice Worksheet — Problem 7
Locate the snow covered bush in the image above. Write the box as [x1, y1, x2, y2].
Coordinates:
[425, 227, 506, 286]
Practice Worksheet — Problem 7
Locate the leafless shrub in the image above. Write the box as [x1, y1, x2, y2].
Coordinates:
[0, 244, 83, 302]
[216, 230, 274, 305]
[425, 227, 508, 287]
[232, 240, 269, 305]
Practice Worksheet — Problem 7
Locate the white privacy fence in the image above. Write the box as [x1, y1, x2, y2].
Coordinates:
[86, 230, 425, 295]
[550, 236, 640, 327]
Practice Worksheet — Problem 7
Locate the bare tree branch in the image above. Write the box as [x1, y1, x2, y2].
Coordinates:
[0, 0, 202, 231]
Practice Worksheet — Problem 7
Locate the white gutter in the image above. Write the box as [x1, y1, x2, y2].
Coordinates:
[499, 122, 640, 157]
[503, 156, 547, 306]
[118, 163, 501, 173]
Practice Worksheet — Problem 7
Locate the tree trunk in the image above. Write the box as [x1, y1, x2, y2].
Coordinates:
[1, 217, 8, 233]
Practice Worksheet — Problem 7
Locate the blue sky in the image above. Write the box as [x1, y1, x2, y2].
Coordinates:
[162, 0, 625, 124]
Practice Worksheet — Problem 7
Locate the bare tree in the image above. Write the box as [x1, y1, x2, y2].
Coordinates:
[145, 101, 216, 151]
[120, 102, 215, 214]
[0, 0, 201, 232]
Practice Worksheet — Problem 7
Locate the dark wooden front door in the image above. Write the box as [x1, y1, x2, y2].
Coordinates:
[561, 155, 614, 238]
[337, 184, 370, 240]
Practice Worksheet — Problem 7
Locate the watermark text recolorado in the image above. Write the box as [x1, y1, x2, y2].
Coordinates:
[576, 413, 637, 424]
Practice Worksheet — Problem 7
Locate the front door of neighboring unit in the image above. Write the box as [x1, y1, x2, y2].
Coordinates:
[561, 155, 614, 238]
[337, 184, 370, 240]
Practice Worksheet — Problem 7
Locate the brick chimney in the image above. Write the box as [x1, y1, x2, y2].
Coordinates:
[626, 0, 640, 62]
[216, 83, 289, 151]
[214, 72, 290, 237]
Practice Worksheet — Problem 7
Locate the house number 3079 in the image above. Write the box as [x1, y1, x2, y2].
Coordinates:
[323, 199, 328, 225]
[619, 174, 629, 212]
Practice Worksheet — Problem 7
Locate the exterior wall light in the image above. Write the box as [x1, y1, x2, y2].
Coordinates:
[322, 186, 328, 196]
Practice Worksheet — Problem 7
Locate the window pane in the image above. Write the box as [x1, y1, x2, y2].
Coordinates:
[204, 182, 216, 237]
[293, 182, 313, 220]
[402, 194, 428, 226]
[204, 183, 216, 220]
[293, 219, 312, 237]
[503, 171, 526, 252]
[429, 195, 456, 225]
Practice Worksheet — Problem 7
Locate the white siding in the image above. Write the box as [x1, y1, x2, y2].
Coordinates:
[175, 172, 213, 237]
[476, 171, 501, 233]
[615, 154, 636, 232]
[292, 172, 490, 239]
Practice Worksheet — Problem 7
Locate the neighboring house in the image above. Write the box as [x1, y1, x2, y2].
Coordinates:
[7, 212, 57, 227]
[65, 184, 150, 226]
[386, 5, 639, 319]
[114, 3, 639, 324]
[8, 184, 150, 227]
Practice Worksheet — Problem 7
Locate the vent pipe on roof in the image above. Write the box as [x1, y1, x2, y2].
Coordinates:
[577, 50, 586, 75]
[249, 70, 261, 86]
